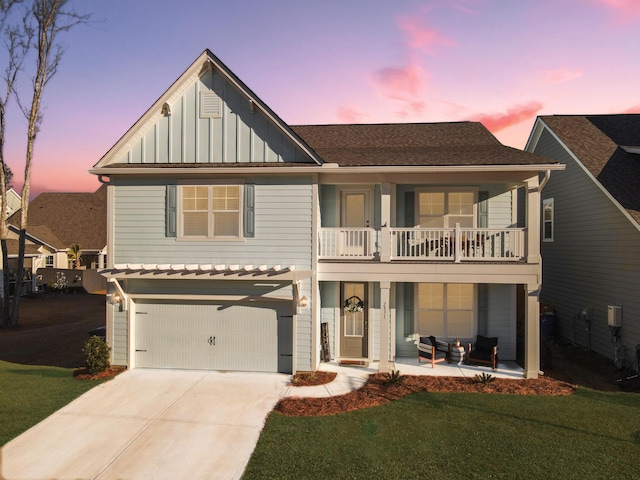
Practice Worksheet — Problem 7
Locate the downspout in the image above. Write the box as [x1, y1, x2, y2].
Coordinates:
[537, 169, 551, 192]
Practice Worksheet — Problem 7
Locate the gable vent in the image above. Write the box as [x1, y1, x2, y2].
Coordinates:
[200, 91, 222, 118]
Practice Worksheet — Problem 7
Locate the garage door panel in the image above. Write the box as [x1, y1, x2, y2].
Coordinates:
[135, 301, 284, 373]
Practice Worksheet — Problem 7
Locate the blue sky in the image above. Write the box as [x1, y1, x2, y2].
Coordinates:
[3, 0, 640, 195]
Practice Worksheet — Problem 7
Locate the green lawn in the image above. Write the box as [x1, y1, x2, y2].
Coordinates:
[0, 360, 104, 445]
[243, 389, 640, 479]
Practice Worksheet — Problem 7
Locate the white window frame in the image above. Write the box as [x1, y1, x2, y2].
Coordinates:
[415, 188, 479, 228]
[415, 283, 477, 340]
[178, 183, 244, 240]
[543, 198, 554, 242]
[45, 255, 54, 268]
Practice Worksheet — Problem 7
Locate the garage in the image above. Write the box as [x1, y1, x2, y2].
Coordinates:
[133, 300, 292, 373]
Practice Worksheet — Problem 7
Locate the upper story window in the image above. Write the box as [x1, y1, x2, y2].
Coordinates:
[180, 185, 242, 239]
[417, 190, 476, 228]
[543, 198, 554, 242]
[45, 255, 54, 268]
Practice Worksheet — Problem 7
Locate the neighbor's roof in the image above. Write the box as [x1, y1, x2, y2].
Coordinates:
[540, 114, 640, 223]
[8, 185, 107, 251]
[291, 122, 559, 167]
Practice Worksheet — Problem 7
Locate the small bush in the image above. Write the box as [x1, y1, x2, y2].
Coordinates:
[474, 372, 496, 384]
[384, 369, 404, 385]
[82, 336, 111, 375]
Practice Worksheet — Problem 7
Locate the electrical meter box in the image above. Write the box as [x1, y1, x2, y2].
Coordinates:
[608, 305, 622, 327]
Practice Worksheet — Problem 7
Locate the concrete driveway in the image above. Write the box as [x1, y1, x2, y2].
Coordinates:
[1, 369, 289, 480]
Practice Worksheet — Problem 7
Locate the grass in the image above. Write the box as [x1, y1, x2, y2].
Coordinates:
[0, 360, 104, 445]
[243, 389, 640, 479]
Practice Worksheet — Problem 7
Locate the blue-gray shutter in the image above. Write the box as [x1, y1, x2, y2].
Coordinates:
[403, 282, 414, 337]
[166, 185, 177, 237]
[243, 184, 255, 238]
[478, 191, 488, 228]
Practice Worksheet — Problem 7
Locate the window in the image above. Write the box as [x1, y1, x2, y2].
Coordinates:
[543, 198, 554, 242]
[417, 283, 474, 338]
[45, 255, 54, 268]
[417, 190, 476, 228]
[179, 185, 242, 239]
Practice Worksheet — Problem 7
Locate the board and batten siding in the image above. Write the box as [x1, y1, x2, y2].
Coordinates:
[320, 282, 338, 360]
[117, 67, 313, 165]
[533, 128, 640, 364]
[486, 284, 516, 360]
[112, 178, 312, 269]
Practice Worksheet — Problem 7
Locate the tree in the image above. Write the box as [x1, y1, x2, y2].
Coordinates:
[68, 243, 81, 269]
[6, 0, 88, 326]
[0, 0, 29, 328]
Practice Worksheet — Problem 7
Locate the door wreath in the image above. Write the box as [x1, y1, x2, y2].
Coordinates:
[344, 295, 365, 313]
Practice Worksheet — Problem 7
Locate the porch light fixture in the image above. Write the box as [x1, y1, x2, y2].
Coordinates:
[298, 296, 308, 308]
[107, 292, 122, 306]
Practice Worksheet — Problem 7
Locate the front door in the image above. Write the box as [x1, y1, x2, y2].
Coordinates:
[340, 191, 371, 256]
[340, 282, 368, 358]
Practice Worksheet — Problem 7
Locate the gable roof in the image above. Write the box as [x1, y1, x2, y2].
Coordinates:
[93, 49, 321, 168]
[292, 122, 558, 167]
[8, 185, 107, 251]
[537, 114, 640, 224]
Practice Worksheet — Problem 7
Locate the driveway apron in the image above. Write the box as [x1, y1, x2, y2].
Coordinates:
[1, 369, 289, 480]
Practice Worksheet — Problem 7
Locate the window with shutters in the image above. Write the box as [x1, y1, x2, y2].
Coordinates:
[416, 283, 475, 338]
[178, 185, 243, 239]
[415, 189, 477, 228]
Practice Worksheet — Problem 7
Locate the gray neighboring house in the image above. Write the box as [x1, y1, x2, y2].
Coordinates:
[526, 114, 640, 369]
[90, 49, 563, 377]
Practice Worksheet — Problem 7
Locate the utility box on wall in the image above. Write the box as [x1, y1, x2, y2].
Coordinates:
[608, 305, 622, 327]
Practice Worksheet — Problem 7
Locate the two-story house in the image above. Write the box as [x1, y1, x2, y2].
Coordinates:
[91, 50, 562, 378]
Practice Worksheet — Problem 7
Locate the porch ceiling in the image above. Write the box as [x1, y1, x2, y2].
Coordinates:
[100, 264, 311, 281]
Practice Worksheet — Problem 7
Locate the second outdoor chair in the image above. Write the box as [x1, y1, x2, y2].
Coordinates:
[467, 335, 499, 370]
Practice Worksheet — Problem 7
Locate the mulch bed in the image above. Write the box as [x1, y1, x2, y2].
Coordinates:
[73, 366, 126, 381]
[276, 373, 576, 416]
[290, 371, 337, 386]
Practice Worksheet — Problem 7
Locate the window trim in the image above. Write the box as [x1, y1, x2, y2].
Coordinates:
[177, 183, 244, 241]
[543, 198, 554, 242]
[415, 187, 479, 228]
[415, 283, 477, 339]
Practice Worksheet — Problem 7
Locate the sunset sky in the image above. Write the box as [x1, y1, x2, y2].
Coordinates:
[3, 0, 640, 196]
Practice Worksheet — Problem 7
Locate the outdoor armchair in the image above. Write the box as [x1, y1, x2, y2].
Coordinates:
[467, 335, 498, 370]
[418, 335, 448, 368]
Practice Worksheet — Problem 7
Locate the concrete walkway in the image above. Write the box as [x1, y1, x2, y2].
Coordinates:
[1, 370, 288, 480]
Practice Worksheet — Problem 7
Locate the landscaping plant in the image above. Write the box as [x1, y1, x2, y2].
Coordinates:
[82, 336, 111, 374]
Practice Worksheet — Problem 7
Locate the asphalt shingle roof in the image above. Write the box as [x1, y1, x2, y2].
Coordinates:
[291, 122, 557, 166]
[540, 114, 640, 224]
[8, 185, 107, 251]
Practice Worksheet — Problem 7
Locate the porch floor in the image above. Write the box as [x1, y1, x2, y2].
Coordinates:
[319, 356, 524, 379]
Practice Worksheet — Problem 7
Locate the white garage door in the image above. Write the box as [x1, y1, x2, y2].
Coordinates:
[134, 300, 291, 373]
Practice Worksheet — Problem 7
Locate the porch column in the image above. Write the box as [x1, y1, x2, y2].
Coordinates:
[379, 281, 391, 373]
[524, 283, 540, 379]
[380, 183, 391, 262]
[525, 175, 541, 264]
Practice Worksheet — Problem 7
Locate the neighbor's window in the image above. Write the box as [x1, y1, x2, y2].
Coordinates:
[417, 283, 474, 338]
[543, 198, 554, 242]
[45, 255, 54, 268]
[180, 185, 241, 239]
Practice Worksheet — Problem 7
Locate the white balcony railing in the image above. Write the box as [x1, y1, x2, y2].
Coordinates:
[317, 228, 378, 259]
[318, 226, 525, 262]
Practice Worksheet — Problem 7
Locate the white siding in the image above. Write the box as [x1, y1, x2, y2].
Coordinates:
[485, 284, 516, 360]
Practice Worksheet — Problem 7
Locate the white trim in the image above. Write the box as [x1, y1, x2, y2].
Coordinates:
[542, 198, 554, 242]
[177, 184, 244, 240]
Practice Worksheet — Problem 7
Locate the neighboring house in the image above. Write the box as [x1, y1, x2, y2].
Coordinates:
[90, 50, 563, 377]
[4, 188, 21, 215]
[526, 114, 640, 369]
[7, 185, 108, 271]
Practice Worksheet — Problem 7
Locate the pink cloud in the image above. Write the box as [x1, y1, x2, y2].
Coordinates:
[336, 106, 369, 123]
[398, 16, 454, 53]
[592, 0, 640, 21]
[543, 68, 583, 85]
[468, 102, 544, 132]
[623, 104, 640, 113]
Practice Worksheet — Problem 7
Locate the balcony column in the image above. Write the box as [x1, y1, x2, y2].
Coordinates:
[379, 281, 391, 373]
[525, 175, 541, 264]
[524, 283, 540, 379]
[380, 183, 391, 262]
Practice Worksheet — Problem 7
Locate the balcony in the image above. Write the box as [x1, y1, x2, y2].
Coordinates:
[318, 226, 525, 262]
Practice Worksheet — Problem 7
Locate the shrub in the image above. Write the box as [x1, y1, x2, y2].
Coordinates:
[384, 369, 404, 385]
[82, 336, 111, 375]
[474, 372, 496, 384]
